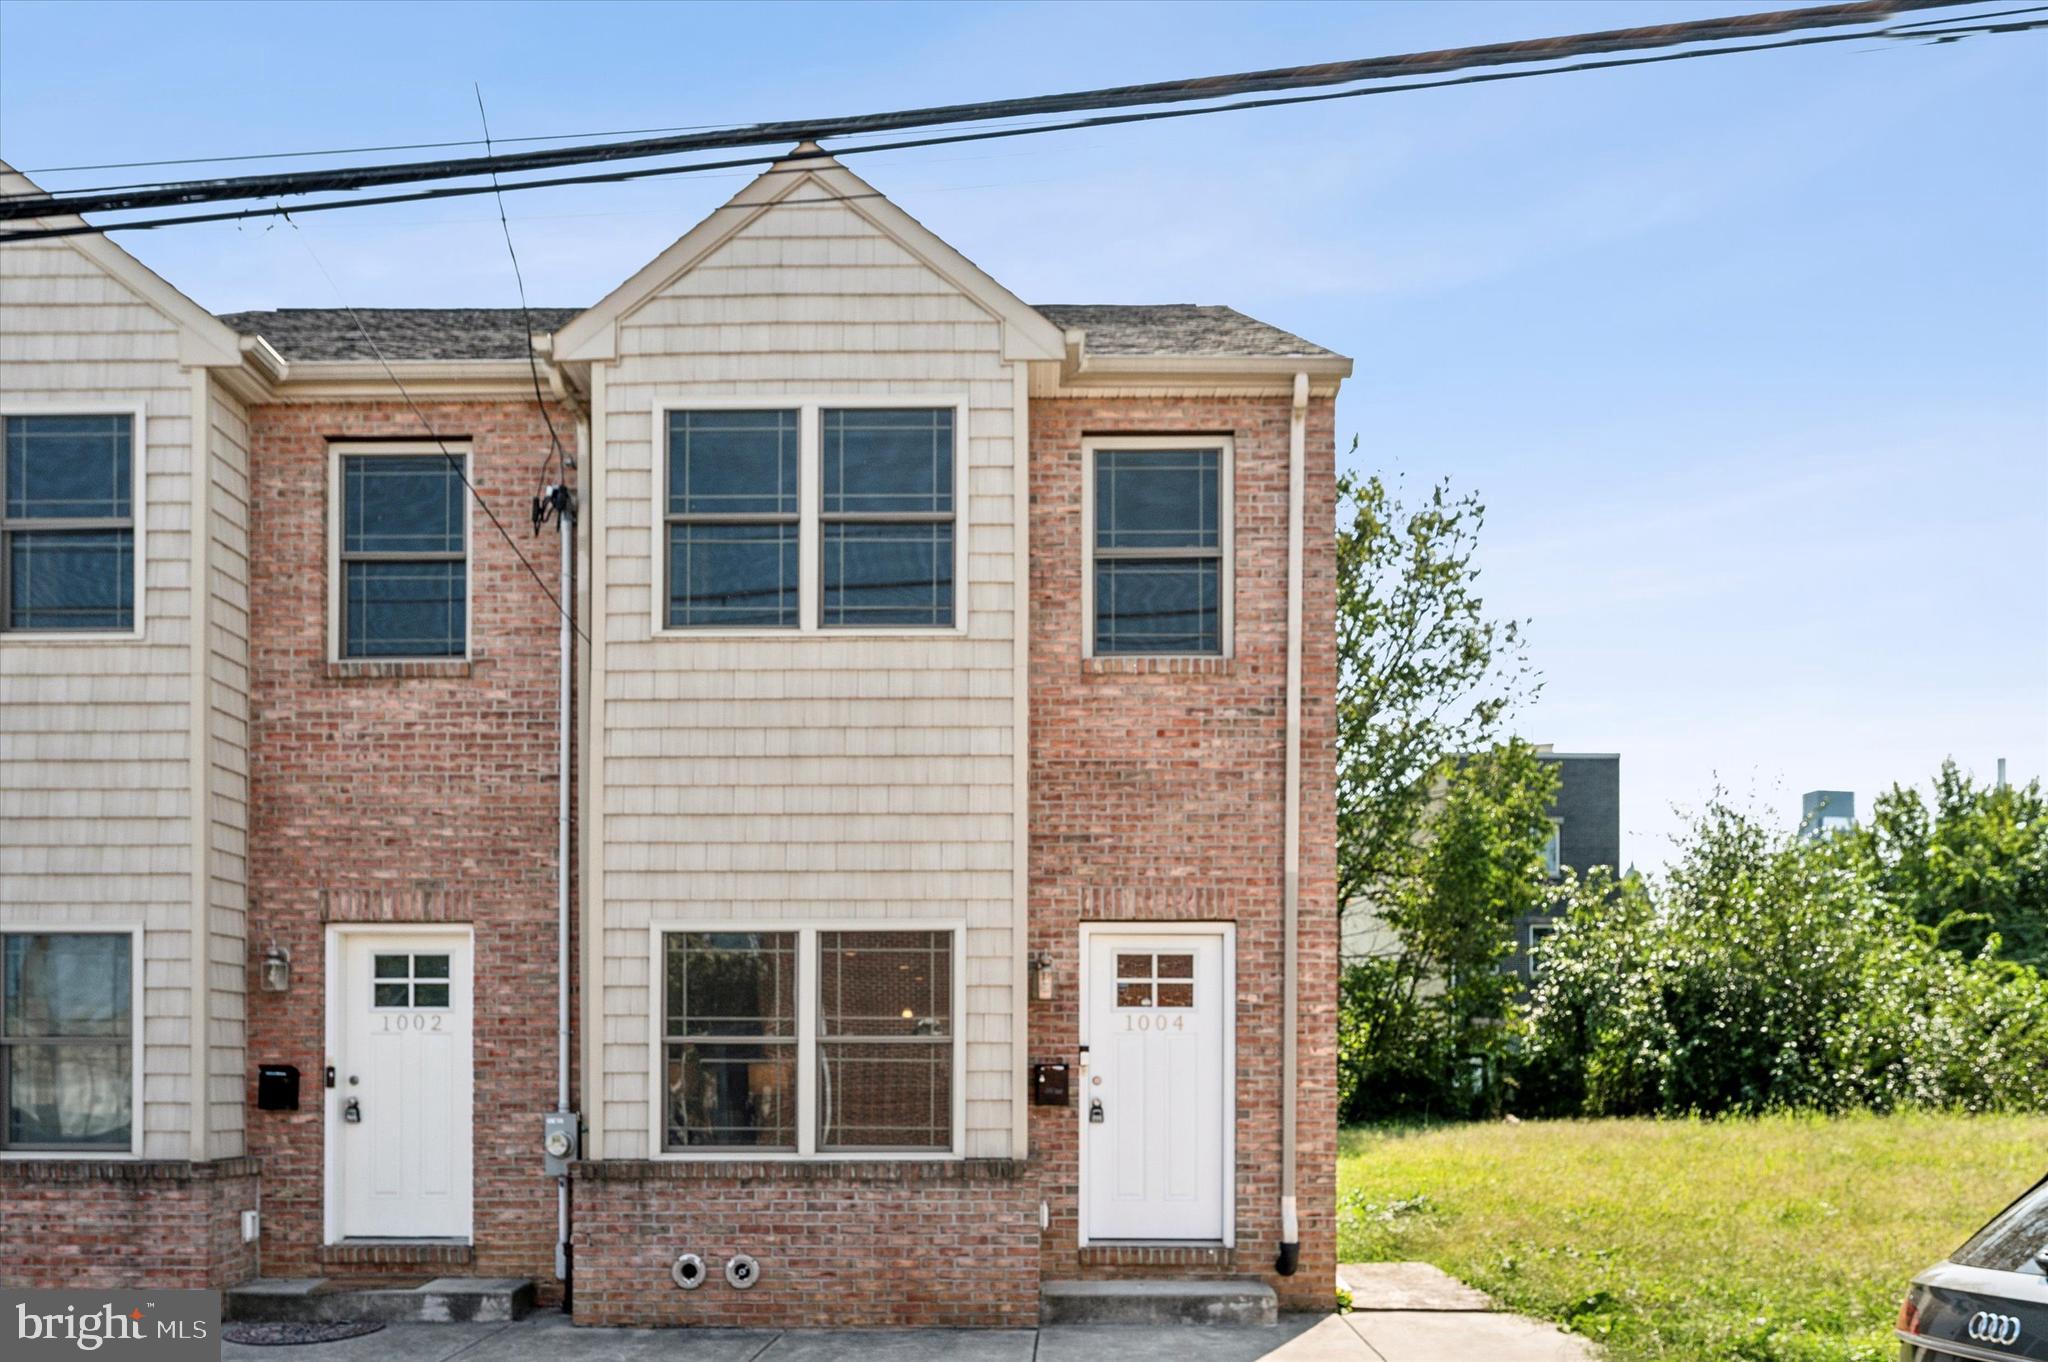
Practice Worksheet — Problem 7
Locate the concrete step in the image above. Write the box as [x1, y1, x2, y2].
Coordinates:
[1040, 1279, 1278, 1326]
[226, 1277, 534, 1325]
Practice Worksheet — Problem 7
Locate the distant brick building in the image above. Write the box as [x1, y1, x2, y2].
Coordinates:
[1, 150, 1348, 1325]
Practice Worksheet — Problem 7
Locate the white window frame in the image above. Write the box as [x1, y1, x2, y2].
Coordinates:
[646, 920, 966, 1161]
[649, 396, 970, 639]
[326, 442, 474, 663]
[0, 404, 148, 643]
[1527, 919, 1561, 978]
[1080, 435, 1235, 660]
[0, 924, 144, 1160]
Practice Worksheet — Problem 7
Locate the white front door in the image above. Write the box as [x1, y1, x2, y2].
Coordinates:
[332, 930, 473, 1240]
[1082, 929, 1229, 1242]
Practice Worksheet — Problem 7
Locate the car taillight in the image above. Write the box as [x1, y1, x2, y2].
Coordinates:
[1896, 1295, 1921, 1335]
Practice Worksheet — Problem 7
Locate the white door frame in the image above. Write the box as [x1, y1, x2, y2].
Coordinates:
[1076, 921, 1236, 1247]
[322, 923, 475, 1244]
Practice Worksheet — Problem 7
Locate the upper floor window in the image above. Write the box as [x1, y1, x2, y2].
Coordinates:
[1542, 819, 1563, 878]
[660, 403, 959, 634]
[1, 413, 137, 634]
[1085, 438, 1231, 657]
[336, 448, 469, 659]
[1, 931, 134, 1152]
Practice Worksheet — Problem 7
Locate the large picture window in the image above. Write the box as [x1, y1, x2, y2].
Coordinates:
[1, 414, 137, 634]
[658, 927, 956, 1156]
[658, 402, 960, 633]
[1086, 439, 1231, 657]
[1, 932, 134, 1152]
[336, 449, 469, 659]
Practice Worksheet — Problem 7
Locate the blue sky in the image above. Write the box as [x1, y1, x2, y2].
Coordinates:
[3, 0, 2042, 868]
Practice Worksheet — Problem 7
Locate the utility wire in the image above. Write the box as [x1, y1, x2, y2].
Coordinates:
[285, 214, 587, 644]
[0, 0, 1986, 223]
[472, 84, 573, 505]
[2, 11, 2039, 246]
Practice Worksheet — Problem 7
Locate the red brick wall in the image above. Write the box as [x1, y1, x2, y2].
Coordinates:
[569, 1160, 1037, 1327]
[243, 401, 573, 1295]
[1027, 395, 1339, 1310]
[0, 1159, 260, 1288]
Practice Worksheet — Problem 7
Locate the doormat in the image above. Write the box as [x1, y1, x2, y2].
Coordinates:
[222, 1321, 387, 1347]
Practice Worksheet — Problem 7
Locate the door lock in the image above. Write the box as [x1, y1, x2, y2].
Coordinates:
[1089, 1098, 1105, 1124]
[342, 1098, 362, 1124]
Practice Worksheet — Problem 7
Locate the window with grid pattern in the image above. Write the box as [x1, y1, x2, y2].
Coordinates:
[1092, 447, 1223, 655]
[662, 933, 798, 1150]
[2, 414, 135, 633]
[339, 452, 468, 658]
[821, 409, 955, 629]
[1, 933, 132, 1151]
[665, 410, 800, 628]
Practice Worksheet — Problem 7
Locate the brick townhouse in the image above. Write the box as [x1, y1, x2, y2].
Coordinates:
[0, 148, 1348, 1326]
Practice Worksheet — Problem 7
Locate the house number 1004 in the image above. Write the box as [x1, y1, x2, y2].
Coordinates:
[380, 1014, 443, 1031]
[1122, 1014, 1185, 1032]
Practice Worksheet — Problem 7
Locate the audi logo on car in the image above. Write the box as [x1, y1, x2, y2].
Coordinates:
[1969, 1311, 2023, 1347]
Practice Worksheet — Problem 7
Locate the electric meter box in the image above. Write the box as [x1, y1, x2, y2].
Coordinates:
[541, 1110, 581, 1176]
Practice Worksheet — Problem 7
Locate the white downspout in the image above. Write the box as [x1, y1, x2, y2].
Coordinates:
[556, 476, 575, 1286]
[1277, 371, 1308, 1275]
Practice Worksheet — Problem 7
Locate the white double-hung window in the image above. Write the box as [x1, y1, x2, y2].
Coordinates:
[1, 930, 139, 1154]
[655, 927, 960, 1157]
[1082, 435, 1233, 657]
[657, 400, 963, 634]
[1, 412, 142, 636]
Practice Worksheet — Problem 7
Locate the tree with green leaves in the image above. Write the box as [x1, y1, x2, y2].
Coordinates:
[1339, 739, 1558, 1121]
[1834, 760, 2047, 970]
[1335, 465, 1538, 917]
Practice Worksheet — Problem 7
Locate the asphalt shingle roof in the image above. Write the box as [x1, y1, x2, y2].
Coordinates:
[219, 308, 581, 362]
[219, 303, 1335, 363]
[1031, 304, 1335, 359]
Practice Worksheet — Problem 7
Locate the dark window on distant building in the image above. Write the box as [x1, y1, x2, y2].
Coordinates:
[2, 414, 135, 632]
[339, 452, 468, 658]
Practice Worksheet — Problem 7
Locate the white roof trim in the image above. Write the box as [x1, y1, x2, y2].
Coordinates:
[0, 161, 245, 368]
[551, 146, 1065, 365]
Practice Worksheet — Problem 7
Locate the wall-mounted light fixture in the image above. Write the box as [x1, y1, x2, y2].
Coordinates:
[1028, 951, 1054, 1001]
[260, 944, 291, 993]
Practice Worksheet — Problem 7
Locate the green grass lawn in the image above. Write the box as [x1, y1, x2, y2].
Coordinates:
[1338, 1113, 2047, 1362]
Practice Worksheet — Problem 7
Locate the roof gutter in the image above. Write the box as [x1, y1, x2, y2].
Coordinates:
[1275, 369, 1307, 1278]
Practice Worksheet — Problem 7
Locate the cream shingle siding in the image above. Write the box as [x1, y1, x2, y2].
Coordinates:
[202, 383, 250, 1158]
[0, 237, 245, 1159]
[591, 182, 1022, 1158]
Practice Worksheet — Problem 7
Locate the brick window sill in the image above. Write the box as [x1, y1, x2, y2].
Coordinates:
[1082, 655, 1234, 677]
[325, 659, 479, 681]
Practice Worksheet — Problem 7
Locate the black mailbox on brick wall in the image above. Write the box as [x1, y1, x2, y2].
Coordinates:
[256, 1064, 300, 1111]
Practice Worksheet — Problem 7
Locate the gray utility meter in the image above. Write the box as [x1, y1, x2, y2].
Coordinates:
[541, 1111, 580, 1176]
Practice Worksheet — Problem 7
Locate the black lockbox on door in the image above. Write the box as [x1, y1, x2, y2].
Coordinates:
[256, 1064, 300, 1111]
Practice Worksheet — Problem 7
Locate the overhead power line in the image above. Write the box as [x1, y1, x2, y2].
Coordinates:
[1, 8, 2039, 246]
[0, 0, 1989, 224]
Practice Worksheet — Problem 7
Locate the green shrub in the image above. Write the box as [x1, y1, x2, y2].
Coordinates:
[1520, 799, 2048, 1116]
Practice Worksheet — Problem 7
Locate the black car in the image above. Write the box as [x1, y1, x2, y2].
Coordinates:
[1900, 1174, 2048, 1360]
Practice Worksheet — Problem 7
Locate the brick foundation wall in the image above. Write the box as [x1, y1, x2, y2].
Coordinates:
[1027, 395, 1340, 1311]
[243, 400, 573, 1298]
[569, 1160, 1037, 1326]
[0, 1159, 261, 1289]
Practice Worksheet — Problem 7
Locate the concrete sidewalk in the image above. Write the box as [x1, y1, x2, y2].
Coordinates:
[221, 1299, 1597, 1361]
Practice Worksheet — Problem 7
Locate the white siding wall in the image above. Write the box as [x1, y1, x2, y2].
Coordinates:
[593, 184, 1021, 1157]
[0, 238, 242, 1159]
[203, 382, 251, 1158]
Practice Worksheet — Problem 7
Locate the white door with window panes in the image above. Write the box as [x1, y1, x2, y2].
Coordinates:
[1082, 930, 1229, 1242]
[332, 931, 472, 1239]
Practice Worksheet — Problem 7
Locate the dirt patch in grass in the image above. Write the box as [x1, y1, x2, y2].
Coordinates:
[1338, 1112, 2046, 1362]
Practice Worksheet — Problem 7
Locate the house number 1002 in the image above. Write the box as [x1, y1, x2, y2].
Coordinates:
[1122, 1014, 1186, 1032]
[380, 1014, 444, 1031]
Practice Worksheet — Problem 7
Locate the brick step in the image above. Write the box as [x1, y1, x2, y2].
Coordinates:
[319, 1239, 474, 1270]
[1040, 1279, 1278, 1326]
[226, 1277, 534, 1325]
